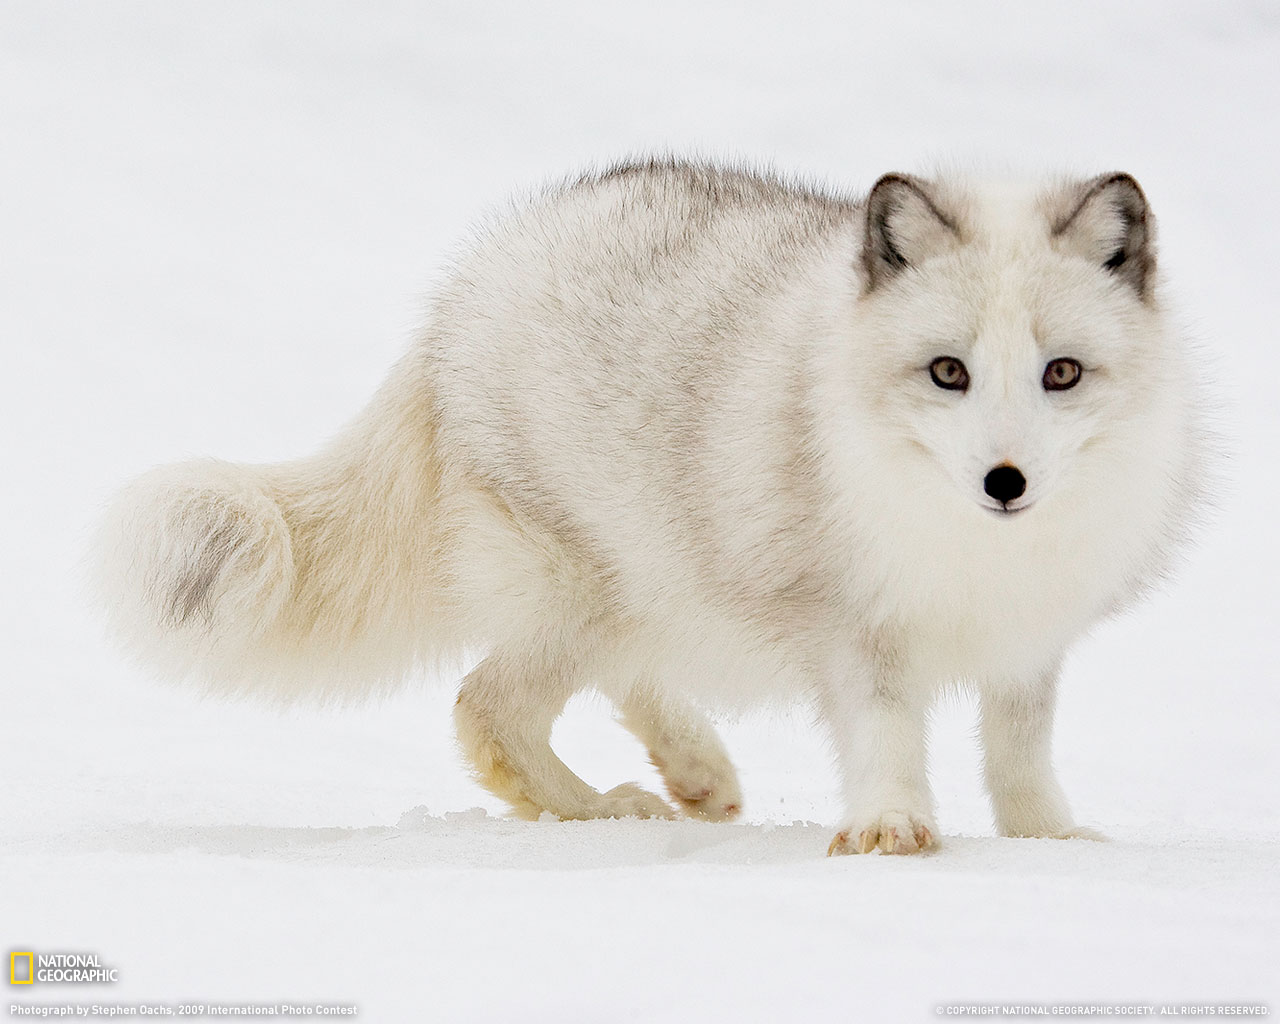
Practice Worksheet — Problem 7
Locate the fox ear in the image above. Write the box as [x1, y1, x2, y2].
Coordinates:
[862, 173, 959, 291]
[1053, 173, 1155, 300]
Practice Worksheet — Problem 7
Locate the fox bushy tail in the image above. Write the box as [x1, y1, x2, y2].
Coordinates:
[93, 352, 461, 703]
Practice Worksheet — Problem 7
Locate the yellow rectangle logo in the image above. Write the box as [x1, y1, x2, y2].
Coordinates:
[10, 952, 34, 984]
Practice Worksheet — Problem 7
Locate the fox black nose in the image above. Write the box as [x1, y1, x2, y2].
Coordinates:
[984, 465, 1026, 505]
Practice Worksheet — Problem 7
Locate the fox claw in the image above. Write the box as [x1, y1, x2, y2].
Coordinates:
[828, 811, 938, 856]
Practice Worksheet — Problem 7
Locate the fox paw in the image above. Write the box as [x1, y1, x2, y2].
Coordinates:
[828, 810, 938, 856]
[999, 820, 1108, 841]
[653, 751, 742, 822]
[600, 783, 677, 820]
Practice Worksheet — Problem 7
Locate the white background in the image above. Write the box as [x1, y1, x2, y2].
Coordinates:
[2, 2, 1277, 1020]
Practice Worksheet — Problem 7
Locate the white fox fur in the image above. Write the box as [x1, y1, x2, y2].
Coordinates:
[94, 160, 1203, 853]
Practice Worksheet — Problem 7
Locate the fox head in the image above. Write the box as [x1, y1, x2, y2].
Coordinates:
[847, 171, 1182, 525]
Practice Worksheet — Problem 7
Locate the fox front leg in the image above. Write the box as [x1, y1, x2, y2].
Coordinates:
[821, 654, 939, 856]
[979, 669, 1103, 841]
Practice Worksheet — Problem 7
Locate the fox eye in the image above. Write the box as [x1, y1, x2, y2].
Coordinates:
[929, 356, 969, 391]
[1043, 358, 1082, 391]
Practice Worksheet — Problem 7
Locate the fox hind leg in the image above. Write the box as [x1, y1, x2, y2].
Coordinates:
[619, 688, 742, 821]
[453, 651, 674, 821]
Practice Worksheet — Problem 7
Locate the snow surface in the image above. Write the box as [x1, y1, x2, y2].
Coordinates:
[2, 1, 1278, 1020]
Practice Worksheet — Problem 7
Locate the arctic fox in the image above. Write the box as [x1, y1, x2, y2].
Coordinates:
[95, 160, 1202, 855]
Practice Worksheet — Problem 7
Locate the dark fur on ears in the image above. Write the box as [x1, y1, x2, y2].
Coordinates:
[862, 173, 959, 291]
[1053, 173, 1154, 300]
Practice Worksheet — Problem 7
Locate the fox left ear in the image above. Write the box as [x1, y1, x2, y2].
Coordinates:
[1052, 173, 1155, 300]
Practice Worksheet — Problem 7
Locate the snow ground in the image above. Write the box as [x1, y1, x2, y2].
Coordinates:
[2, 1, 1278, 1020]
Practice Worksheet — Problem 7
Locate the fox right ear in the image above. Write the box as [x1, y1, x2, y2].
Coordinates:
[862, 173, 960, 291]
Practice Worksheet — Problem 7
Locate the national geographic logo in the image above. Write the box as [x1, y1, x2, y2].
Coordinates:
[9, 951, 119, 984]
[9, 954, 32, 985]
